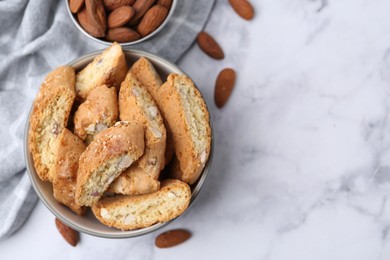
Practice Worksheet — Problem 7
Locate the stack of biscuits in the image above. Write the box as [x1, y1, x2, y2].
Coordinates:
[28, 43, 211, 230]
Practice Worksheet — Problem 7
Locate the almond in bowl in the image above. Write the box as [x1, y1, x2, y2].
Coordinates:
[66, 0, 177, 45]
[25, 43, 213, 238]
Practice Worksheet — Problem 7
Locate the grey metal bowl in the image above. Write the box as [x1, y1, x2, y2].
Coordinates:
[24, 49, 213, 238]
[65, 0, 177, 46]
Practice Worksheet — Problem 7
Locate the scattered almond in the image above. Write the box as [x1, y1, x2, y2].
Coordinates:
[196, 32, 224, 60]
[130, 0, 156, 24]
[228, 0, 255, 20]
[69, 0, 85, 13]
[103, 0, 136, 11]
[55, 218, 79, 247]
[157, 0, 172, 9]
[85, 0, 106, 37]
[155, 229, 191, 248]
[215, 68, 236, 108]
[137, 5, 168, 37]
[108, 6, 135, 29]
[106, 27, 141, 42]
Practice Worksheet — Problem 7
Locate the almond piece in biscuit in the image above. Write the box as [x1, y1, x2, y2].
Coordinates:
[75, 43, 127, 99]
[92, 179, 191, 230]
[73, 84, 118, 143]
[158, 74, 211, 184]
[53, 129, 86, 215]
[28, 66, 76, 182]
[75, 121, 144, 206]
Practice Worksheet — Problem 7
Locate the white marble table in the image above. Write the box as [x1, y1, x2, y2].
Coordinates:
[2, 0, 390, 259]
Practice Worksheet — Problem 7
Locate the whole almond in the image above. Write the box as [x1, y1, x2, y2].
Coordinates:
[196, 32, 224, 60]
[155, 229, 191, 248]
[137, 5, 168, 37]
[228, 0, 254, 20]
[215, 68, 236, 108]
[69, 0, 85, 13]
[157, 0, 172, 9]
[103, 0, 136, 11]
[106, 27, 141, 42]
[108, 6, 135, 28]
[85, 0, 107, 37]
[55, 218, 79, 247]
[130, 0, 156, 23]
[78, 8, 105, 37]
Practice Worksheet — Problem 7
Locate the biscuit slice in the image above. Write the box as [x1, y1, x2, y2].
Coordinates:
[158, 74, 211, 184]
[53, 129, 86, 215]
[73, 84, 118, 143]
[92, 179, 191, 230]
[76, 42, 127, 99]
[108, 73, 166, 195]
[28, 66, 76, 182]
[75, 121, 145, 206]
[118, 72, 166, 177]
[129, 57, 174, 164]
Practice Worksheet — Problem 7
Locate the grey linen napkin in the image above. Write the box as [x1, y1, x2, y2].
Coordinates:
[0, 0, 215, 240]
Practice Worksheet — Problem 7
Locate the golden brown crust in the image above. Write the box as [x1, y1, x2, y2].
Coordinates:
[129, 57, 174, 165]
[92, 179, 191, 230]
[75, 121, 145, 206]
[75, 42, 127, 99]
[73, 84, 118, 143]
[28, 66, 76, 182]
[158, 74, 211, 184]
[53, 129, 86, 215]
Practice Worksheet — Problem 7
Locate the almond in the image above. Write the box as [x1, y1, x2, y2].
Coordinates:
[130, 0, 156, 23]
[157, 0, 172, 9]
[214, 68, 236, 108]
[196, 32, 224, 60]
[108, 6, 135, 28]
[85, 0, 107, 37]
[228, 0, 254, 20]
[155, 229, 191, 248]
[78, 8, 105, 37]
[55, 218, 79, 247]
[69, 0, 85, 13]
[106, 27, 141, 42]
[137, 5, 168, 37]
[103, 0, 136, 11]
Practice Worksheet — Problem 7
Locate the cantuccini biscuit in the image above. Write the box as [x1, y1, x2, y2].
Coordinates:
[75, 42, 127, 99]
[157, 74, 211, 184]
[75, 121, 144, 206]
[129, 57, 174, 164]
[53, 129, 86, 215]
[92, 179, 191, 230]
[108, 72, 166, 195]
[28, 66, 76, 182]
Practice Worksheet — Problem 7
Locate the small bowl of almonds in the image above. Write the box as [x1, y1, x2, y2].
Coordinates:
[66, 0, 176, 45]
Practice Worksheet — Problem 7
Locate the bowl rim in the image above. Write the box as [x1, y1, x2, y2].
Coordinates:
[65, 0, 178, 46]
[24, 49, 214, 238]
